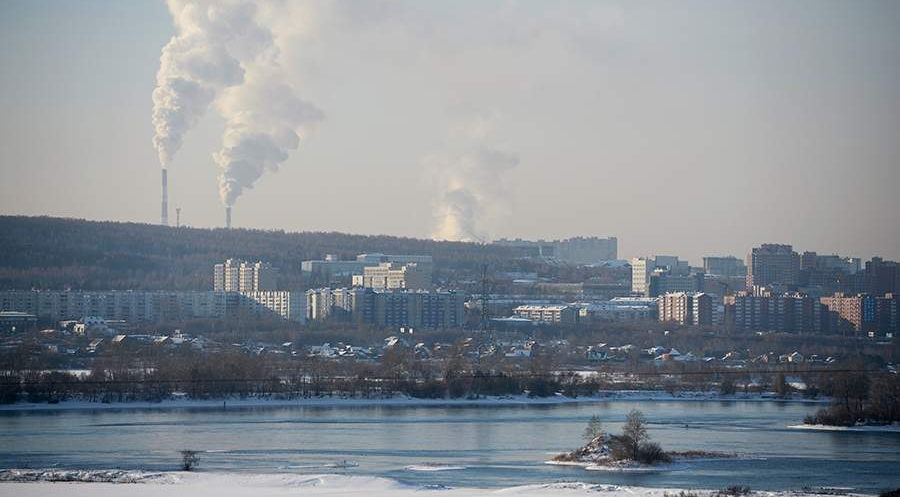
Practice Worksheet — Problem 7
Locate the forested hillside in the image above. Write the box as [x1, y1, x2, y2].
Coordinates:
[0, 216, 520, 291]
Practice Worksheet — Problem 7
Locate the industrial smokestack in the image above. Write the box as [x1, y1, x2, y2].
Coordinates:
[225, 206, 232, 229]
[161, 168, 169, 226]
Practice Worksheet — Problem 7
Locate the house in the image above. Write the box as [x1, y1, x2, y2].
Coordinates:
[86, 338, 104, 352]
[586, 346, 608, 362]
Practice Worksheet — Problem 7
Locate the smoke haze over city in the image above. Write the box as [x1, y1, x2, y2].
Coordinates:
[1, 0, 899, 263]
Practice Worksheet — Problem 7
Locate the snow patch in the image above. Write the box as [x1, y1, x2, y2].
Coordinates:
[788, 424, 900, 433]
[405, 464, 467, 472]
[0, 469, 180, 484]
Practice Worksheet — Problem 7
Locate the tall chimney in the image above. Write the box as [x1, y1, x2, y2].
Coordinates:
[161, 168, 169, 226]
[225, 206, 232, 229]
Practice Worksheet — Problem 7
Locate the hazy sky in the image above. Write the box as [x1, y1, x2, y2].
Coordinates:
[1, 0, 898, 264]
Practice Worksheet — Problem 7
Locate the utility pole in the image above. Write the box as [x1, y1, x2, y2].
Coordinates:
[466, 230, 492, 367]
[481, 262, 489, 333]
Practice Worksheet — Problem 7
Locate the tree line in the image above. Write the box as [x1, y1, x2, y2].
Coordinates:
[0, 215, 524, 291]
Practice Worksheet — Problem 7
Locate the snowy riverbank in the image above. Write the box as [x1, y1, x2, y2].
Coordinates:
[787, 423, 900, 433]
[0, 391, 829, 412]
[0, 471, 871, 497]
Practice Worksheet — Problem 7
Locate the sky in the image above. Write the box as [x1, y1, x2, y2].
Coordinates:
[0, 0, 898, 265]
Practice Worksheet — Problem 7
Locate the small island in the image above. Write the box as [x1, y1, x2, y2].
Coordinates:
[799, 372, 900, 430]
[551, 409, 736, 472]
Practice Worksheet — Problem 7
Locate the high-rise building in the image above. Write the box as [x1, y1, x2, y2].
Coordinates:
[305, 288, 463, 330]
[747, 244, 800, 289]
[213, 259, 277, 292]
[703, 256, 747, 277]
[820, 293, 877, 336]
[631, 258, 655, 295]
[863, 257, 900, 296]
[725, 291, 829, 334]
[874, 294, 899, 336]
[801, 252, 861, 274]
[658, 292, 694, 325]
[239, 291, 305, 322]
[657, 292, 722, 326]
[632, 256, 696, 297]
[692, 293, 723, 326]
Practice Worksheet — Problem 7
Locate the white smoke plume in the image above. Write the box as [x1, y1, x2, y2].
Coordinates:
[153, 0, 323, 209]
[428, 116, 519, 241]
[214, 62, 323, 207]
[152, 0, 273, 167]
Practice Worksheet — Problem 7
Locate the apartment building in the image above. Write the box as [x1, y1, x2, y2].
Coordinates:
[703, 256, 746, 277]
[747, 244, 800, 289]
[512, 304, 579, 324]
[658, 292, 722, 326]
[305, 288, 463, 330]
[352, 262, 431, 291]
[819, 293, 877, 336]
[0, 290, 303, 324]
[214, 259, 277, 292]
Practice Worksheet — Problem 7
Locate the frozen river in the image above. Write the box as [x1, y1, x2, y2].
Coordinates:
[1, 399, 898, 493]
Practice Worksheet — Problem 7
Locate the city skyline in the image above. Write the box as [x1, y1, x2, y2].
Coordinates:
[1, 0, 899, 264]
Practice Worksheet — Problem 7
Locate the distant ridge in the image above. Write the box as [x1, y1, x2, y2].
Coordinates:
[0, 216, 513, 291]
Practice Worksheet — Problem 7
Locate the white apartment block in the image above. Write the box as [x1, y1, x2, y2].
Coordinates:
[631, 257, 655, 295]
[214, 259, 277, 292]
[512, 304, 579, 324]
[0, 290, 302, 323]
[240, 291, 305, 322]
[352, 262, 431, 291]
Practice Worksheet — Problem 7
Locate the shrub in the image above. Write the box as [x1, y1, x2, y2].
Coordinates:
[609, 435, 671, 465]
[608, 434, 634, 461]
[715, 486, 751, 496]
[636, 441, 671, 465]
[664, 492, 699, 497]
[719, 377, 736, 396]
[180, 450, 200, 471]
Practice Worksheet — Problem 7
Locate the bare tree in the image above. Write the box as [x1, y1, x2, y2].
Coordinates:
[621, 409, 649, 460]
[180, 450, 200, 471]
[583, 415, 604, 442]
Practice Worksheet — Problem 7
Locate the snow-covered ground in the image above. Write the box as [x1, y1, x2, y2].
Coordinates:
[0, 472, 868, 497]
[0, 391, 828, 412]
[404, 464, 467, 472]
[787, 424, 900, 433]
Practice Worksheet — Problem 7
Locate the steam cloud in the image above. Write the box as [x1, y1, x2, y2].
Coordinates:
[428, 120, 519, 241]
[153, 0, 322, 208]
[214, 64, 323, 207]
[152, 0, 269, 167]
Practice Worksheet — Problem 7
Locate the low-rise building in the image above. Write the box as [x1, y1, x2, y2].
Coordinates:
[512, 304, 579, 324]
[578, 297, 658, 322]
[0, 311, 37, 332]
[352, 262, 432, 291]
